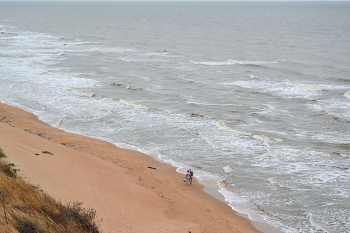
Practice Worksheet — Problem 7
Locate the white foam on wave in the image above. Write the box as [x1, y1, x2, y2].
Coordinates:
[216, 122, 288, 162]
[223, 165, 235, 173]
[326, 110, 350, 121]
[119, 57, 141, 62]
[226, 78, 323, 99]
[216, 122, 282, 146]
[217, 183, 288, 232]
[187, 101, 240, 107]
[141, 52, 169, 56]
[6, 27, 134, 56]
[120, 123, 138, 133]
[53, 118, 64, 127]
[160, 114, 184, 128]
[285, 80, 324, 92]
[268, 177, 289, 189]
[33, 64, 98, 88]
[267, 146, 305, 163]
[160, 114, 174, 122]
[39, 40, 67, 46]
[125, 84, 140, 90]
[190, 59, 276, 66]
[249, 74, 263, 80]
[307, 99, 350, 121]
[0, 26, 8, 31]
[119, 98, 150, 109]
[87, 46, 136, 53]
[198, 133, 219, 148]
[319, 84, 350, 91]
[110, 139, 146, 152]
[49, 35, 64, 40]
[19, 31, 40, 35]
[64, 87, 96, 97]
[308, 213, 330, 233]
[216, 121, 251, 135]
[344, 91, 350, 99]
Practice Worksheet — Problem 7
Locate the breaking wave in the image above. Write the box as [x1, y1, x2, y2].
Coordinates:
[64, 87, 96, 97]
[344, 91, 350, 99]
[199, 133, 219, 148]
[119, 98, 150, 109]
[309, 213, 330, 233]
[285, 80, 324, 92]
[223, 165, 235, 174]
[268, 177, 289, 189]
[216, 122, 288, 162]
[226, 78, 323, 99]
[190, 59, 276, 67]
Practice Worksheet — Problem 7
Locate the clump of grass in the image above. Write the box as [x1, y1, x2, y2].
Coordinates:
[61, 202, 100, 233]
[0, 148, 6, 158]
[0, 147, 101, 233]
[0, 160, 16, 178]
[0, 148, 16, 178]
[17, 219, 40, 233]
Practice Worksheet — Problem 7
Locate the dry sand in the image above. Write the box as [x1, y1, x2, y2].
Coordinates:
[0, 102, 263, 233]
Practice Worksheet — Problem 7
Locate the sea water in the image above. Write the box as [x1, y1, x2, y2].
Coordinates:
[0, 2, 349, 232]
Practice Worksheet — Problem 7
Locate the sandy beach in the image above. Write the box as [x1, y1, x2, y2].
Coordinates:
[0, 102, 263, 233]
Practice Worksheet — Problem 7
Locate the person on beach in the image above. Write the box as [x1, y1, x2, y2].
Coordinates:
[189, 169, 193, 184]
[185, 170, 192, 185]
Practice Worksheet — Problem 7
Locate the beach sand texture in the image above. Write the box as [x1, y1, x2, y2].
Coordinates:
[0, 103, 261, 233]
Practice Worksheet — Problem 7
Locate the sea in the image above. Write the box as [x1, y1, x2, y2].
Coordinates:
[1, 1, 349, 232]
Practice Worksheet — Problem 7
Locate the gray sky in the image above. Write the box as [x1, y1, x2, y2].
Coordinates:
[1, 0, 350, 1]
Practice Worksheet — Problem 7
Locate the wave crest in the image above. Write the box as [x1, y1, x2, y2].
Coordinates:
[286, 80, 324, 92]
[190, 59, 276, 67]
[119, 98, 150, 109]
[344, 91, 350, 99]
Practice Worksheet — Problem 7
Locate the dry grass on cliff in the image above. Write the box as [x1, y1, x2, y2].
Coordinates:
[0, 151, 101, 233]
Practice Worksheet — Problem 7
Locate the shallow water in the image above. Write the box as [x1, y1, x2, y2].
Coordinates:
[1, 2, 350, 232]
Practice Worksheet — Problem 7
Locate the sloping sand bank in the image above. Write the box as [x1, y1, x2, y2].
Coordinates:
[0, 102, 262, 233]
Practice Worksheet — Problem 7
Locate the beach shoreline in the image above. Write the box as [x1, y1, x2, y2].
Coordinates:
[0, 102, 279, 233]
